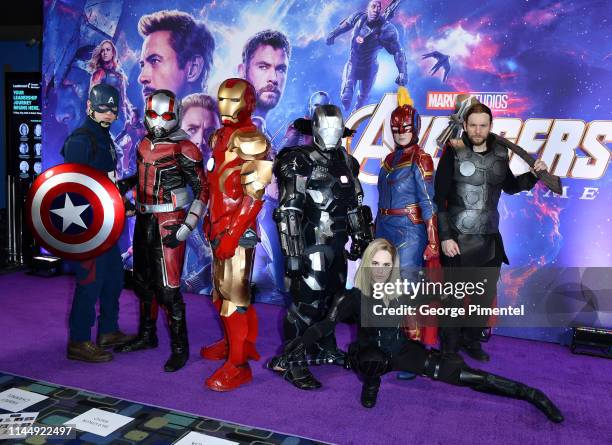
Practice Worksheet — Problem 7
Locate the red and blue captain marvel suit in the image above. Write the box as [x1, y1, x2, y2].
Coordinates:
[376, 99, 439, 271]
[376, 93, 440, 346]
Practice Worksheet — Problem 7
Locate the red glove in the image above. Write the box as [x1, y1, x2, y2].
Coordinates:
[423, 244, 440, 266]
[423, 215, 441, 266]
[424, 214, 442, 280]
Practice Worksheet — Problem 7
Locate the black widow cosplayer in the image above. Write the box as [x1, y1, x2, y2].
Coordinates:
[268, 238, 563, 423]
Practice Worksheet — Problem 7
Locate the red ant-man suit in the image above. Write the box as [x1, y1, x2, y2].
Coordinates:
[116, 90, 207, 373]
[200, 78, 273, 391]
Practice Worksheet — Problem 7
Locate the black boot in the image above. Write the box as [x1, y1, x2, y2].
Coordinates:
[461, 341, 490, 362]
[266, 341, 321, 390]
[311, 332, 346, 366]
[164, 301, 189, 372]
[115, 300, 158, 353]
[360, 377, 380, 408]
[440, 326, 461, 357]
[461, 327, 490, 362]
[282, 366, 322, 390]
[272, 343, 322, 390]
[459, 368, 564, 423]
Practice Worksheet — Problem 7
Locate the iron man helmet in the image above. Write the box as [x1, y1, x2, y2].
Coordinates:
[308, 91, 331, 116]
[217, 78, 256, 125]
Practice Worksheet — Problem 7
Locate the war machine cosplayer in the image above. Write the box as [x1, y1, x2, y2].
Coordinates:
[269, 104, 375, 389]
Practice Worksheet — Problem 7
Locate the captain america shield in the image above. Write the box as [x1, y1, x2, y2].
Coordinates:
[26, 163, 125, 261]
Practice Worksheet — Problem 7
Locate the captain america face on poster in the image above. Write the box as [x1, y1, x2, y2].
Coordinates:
[180, 93, 220, 158]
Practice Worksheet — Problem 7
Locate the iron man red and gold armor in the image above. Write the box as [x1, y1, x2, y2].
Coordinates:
[116, 90, 207, 373]
[200, 78, 273, 391]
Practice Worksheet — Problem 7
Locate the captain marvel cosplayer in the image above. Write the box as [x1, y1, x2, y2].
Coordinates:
[200, 78, 273, 391]
[376, 87, 439, 347]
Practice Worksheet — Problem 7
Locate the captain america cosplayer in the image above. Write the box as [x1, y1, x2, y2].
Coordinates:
[62, 84, 133, 363]
[115, 90, 207, 373]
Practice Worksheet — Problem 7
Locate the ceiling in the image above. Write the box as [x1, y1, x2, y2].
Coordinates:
[0, 0, 42, 41]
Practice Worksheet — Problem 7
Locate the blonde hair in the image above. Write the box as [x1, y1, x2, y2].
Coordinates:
[353, 238, 401, 303]
[88, 40, 119, 72]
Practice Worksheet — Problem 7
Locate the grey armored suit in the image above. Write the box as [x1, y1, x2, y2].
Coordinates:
[273, 143, 373, 355]
[435, 132, 538, 266]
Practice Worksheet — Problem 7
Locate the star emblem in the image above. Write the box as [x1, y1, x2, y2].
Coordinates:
[50, 194, 90, 232]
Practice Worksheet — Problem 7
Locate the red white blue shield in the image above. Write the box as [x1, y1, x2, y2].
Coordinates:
[26, 163, 125, 261]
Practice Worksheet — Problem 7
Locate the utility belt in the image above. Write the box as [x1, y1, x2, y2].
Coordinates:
[136, 188, 189, 214]
[378, 204, 423, 224]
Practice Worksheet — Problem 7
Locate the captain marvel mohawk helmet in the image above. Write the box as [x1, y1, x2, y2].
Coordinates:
[390, 86, 421, 147]
[144, 89, 180, 139]
[217, 78, 256, 126]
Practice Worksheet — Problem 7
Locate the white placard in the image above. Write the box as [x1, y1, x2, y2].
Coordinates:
[66, 408, 133, 437]
[0, 388, 48, 412]
[173, 431, 239, 445]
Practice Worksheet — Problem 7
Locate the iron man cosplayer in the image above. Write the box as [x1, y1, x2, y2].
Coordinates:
[200, 78, 273, 391]
[116, 90, 207, 373]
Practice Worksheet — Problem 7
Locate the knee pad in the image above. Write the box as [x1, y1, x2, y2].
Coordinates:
[156, 286, 183, 309]
[423, 351, 465, 384]
[284, 300, 322, 339]
[132, 279, 153, 301]
[287, 300, 322, 326]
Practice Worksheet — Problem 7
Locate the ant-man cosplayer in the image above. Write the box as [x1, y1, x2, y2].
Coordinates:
[116, 90, 207, 372]
[199, 78, 273, 391]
